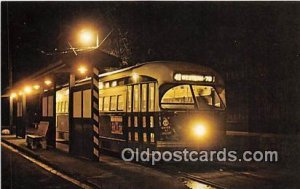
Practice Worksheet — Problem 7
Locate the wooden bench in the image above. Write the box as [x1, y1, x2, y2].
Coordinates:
[26, 121, 49, 150]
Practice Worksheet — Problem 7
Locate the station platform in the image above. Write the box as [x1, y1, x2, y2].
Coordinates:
[2, 134, 300, 189]
[1, 135, 185, 189]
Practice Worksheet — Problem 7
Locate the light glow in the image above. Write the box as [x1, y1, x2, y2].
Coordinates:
[18, 91, 23, 96]
[33, 84, 40, 90]
[132, 73, 139, 82]
[79, 30, 94, 45]
[78, 66, 88, 75]
[44, 80, 52, 86]
[193, 124, 207, 137]
[24, 86, 32, 94]
[10, 93, 17, 98]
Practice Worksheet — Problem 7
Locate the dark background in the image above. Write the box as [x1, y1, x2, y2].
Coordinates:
[1, 2, 299, 133]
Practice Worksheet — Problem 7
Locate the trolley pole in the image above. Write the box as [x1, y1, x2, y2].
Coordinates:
[91, 67, 100, 161]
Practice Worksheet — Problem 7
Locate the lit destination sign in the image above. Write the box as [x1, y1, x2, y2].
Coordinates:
[174, 73, 215, 82]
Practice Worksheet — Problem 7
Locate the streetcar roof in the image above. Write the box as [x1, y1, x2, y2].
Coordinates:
[98, 61, 225, 86]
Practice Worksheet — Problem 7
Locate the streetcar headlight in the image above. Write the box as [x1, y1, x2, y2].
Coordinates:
[193, 124, 207, 137]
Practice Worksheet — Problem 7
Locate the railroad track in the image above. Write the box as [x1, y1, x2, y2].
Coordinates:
[179, 171, 227, 189]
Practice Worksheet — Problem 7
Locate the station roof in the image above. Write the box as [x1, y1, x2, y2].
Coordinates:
[2, 48, 121, 97]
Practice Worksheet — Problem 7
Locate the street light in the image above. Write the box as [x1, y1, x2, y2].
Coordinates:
[78, 29, 98, 47]
[78, 65, 88, 75]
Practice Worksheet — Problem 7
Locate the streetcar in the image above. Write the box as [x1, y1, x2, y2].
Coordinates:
[97, 61, 226, 153]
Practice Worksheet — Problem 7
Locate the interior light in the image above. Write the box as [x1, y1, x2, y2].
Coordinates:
[33, 84, 40, 90]
[10, 93, 17, 98]
[24, 86, 32, 94]
[44, 80, 52, 86]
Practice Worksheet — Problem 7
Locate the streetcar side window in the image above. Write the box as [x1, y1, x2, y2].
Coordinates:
[110, 96, 117, 111]
[149, 83, 155, 112]
[141, 84, 147, 112]
[103, 97, 110, 111]
[127, 86, 132, 112]
[133, 85, 140, 112]
[99, 97, 104, 111]
[117, 95, 124, 111]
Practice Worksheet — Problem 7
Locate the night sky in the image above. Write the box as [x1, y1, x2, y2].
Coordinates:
[1, 2, 300, 91]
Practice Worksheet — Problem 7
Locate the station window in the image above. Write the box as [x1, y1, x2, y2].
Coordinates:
[83, 90, 91, 118]
[110, 96, 117, 111]
[141, 84, 147, 112]
[99, 97, 104, 111]
[133, 85, 140, 112]
[42, 95, 54, 117]
[42, 97, 47, 116]
[128, 132, 131, 141]
[73, 92, 82, 118]
[47, 96, 53, 117]
[149, 83, 155, 112]
[17, 101, 23, 117]
[134, 132, 139, 142]
[128, 116, 131, 127]
[142, 116, 146, 128]
[134, 116, 138, 127]
[150, 133, 155, 143]
[127, 86, 132, 112]
[103, 97, 110, 111]
[150, 116, 154, 128]
[117, 95, 124, 111]
[143, 133, 147, 142]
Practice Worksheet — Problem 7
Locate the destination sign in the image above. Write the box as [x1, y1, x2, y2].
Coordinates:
[174, 73, 215, 82]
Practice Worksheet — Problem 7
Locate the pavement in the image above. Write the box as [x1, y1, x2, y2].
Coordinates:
[2, 144, 80, 189]
[2, 134, 300, 189]
[1, 135, 186, 189]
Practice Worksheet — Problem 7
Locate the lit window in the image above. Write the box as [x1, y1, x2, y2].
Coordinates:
[128, 116, 131, 127]
[150, 116, 154, 128]
[103, 97, 110, 111]
[149, 83, 155, 112]
[141, 84, 147, 112]
[150, 133, 155, 143]
[105, 82, 110, 88]
[99, 97, 104, 111]
[161, 85, 194, 109]
[143, 133, 147, 142]
[127, 86, 132, 112]
[133, 85, 140, 112]
[110, 96, 117, 111]
[111, 81, 117, 87]
[128, 132, 131, 141]
[117, 95, 124, 111]
[134, 132, 139, 142]
[134, 116, 138, 127]
[99, 82, 104, 89]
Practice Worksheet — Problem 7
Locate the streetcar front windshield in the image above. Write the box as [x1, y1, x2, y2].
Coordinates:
[161, 84, 225, 110]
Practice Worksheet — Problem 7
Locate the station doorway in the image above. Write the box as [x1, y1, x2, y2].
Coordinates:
[55, 88, 69, 152]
